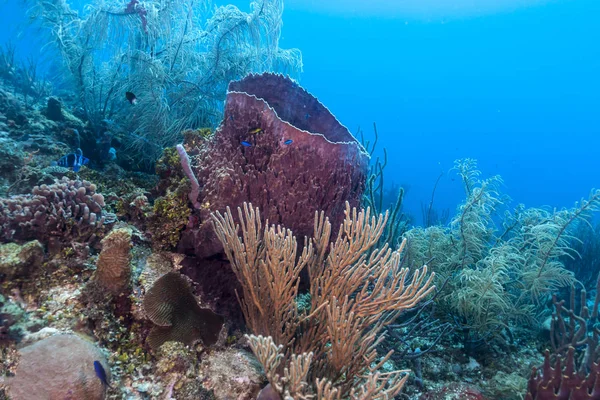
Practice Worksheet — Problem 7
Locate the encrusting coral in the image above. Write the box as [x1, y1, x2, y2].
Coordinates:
[212, 201, 434, 398]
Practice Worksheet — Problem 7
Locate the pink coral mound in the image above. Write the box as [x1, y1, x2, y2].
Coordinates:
[7, 334, 109, 400]
[179, 73, 369, 258]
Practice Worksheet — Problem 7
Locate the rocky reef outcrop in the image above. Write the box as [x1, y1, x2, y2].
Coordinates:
[178, 73, 369, 259]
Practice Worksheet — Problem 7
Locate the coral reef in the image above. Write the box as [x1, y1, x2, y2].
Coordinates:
[212, 202, 434, 397]
[180, 73, 369, 259]
[198, 347, 264, 399]
[0, 178, 110, 252]
[176, 144, 201, 210]
[0, 240, 44, 278]
[403, 159, 600, 345]
[143, 272, 224, 349]
[6, 334, 109, 400]
[30, 0, 302, 168]
[95, 227, 132, 296]
[149, 191, 192, 251]
[525, 347, 600, 400]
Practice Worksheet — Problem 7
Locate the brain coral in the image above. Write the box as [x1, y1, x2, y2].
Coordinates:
[95, 227, 132, 296]
[178, 73, 369, 259]
[7, 334, 109, 400]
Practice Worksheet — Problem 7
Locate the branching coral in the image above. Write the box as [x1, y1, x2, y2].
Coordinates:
[211, 202, 434, 398]
[29, 0, 302, 168]
[0, 177, 110, 248]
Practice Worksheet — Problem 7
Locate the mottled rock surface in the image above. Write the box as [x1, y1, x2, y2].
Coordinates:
[0, 240, 44, 278]
[199, 348, 263, 400]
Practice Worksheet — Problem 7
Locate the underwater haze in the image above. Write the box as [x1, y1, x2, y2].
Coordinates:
[2, 1, 600, 399]
[2, 0, 599, 220]
[277, 0, 600, 220]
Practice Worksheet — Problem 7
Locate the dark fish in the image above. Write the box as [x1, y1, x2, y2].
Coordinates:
[93, 360, 113, 389]
[241, 141, 252, 147]
[125, 91, 138, 105]
[55, 148, 89, 172]
[248, 128, 262, 134]
[284, 139, 293, 145]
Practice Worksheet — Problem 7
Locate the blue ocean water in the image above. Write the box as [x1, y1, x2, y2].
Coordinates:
[2, 0, 598, 224]
[278, 0, 600, 222]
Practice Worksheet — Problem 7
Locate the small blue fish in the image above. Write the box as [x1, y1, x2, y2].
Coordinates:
[93, 360, 113, 389]
[241, 141, 252, 147]
[284, 139, 293, 145]
[55, 148, 89, 172]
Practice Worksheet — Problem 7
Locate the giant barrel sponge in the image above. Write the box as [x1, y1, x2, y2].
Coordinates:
[179, 73, 369, 259]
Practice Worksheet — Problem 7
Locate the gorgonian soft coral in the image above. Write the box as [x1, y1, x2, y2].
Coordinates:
[404, 159, 600, 345]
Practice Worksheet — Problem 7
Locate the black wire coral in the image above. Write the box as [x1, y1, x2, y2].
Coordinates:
[143, 272, 224, 349]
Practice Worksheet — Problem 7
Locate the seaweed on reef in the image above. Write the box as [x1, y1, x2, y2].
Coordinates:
[404, 159, 600, 348]
[28, 0, 302, 170]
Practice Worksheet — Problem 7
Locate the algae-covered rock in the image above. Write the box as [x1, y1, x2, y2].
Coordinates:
[199, 348, 263, 400]
[156, 341, 196, 377]
[0, 293, 45, 342]
[485, 370, 528, 400]
[0, 240, 44, 278]
[7, 334, 109, 400]
[148, 192, 191, 251]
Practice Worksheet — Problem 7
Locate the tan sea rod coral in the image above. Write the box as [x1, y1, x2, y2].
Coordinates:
[212, 202, 435, 399]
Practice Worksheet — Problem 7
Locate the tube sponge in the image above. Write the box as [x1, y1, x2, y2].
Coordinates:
[176, 144, 201, 210]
